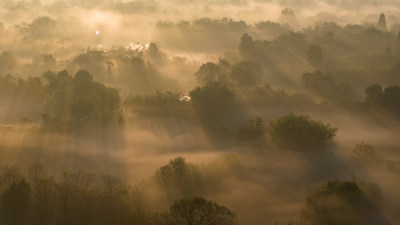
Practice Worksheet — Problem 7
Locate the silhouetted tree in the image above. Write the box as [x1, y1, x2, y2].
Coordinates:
[382, 85, 400, 114]
[194, 61, 229, 85]
[229, 61, 262, 86]
[237, 117, 267, 144]
[300, 180, 391, 225]
[302, 70, 353, 102]
[1, 180, 31, 224]
[43, 70, 74, 118]
[352, 142, 379, 164]
[154, 157, 203, 201]
[169, 196, 235, 225]
[69, 70, 122, 127]
[147, 42, 160, 58]
[189, 81, 237, 124]
[307, 44, 323, 68]
[281, 8, 295, 17]
[0, 51, 18, 74]
[269, 114, 337, 152]
[365, 84, 383, 103]
[239, 33, 256, 59]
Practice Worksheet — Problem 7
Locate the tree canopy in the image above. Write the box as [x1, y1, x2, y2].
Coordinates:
[169, 196, 235, 225]
[300, 180, 391, 225]
[269, 114, 337, 152]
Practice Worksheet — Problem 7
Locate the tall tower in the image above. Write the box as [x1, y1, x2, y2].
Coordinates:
[377, 13, 387, 31]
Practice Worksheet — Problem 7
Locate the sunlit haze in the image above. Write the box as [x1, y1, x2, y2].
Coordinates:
[1, 0, 400, 225]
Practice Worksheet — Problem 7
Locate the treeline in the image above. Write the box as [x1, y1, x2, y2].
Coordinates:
[0, 162, 235, 225]
[237, 21, 400, 89]
[0, 70, 123, 138]
[0, 156, 392, 225]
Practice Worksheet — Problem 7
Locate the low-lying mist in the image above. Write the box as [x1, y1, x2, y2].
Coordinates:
[1, 1, 400, 225]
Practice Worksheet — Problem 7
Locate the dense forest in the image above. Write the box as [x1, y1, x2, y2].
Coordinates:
[1, 0, 400, 225]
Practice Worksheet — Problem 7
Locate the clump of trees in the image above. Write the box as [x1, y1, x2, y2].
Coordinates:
[0, 163, 236, 225]
[41, 70, 123, 133]
[124, 91, 192, 118]
[307, 44, 323, 68]
[364, 84, 400, 116]
[194, 59, 262, 87]
[0, 73, 45, 121]
[189, 81, 240, 125]
[301, 70, 354, 103]
[0, 51, 18, 74]
[352, 142, 379, 164]
[300, 180, 390, 225]
[168, 196, 235, 225]
[269, 114, 337, 152]
[154, 157, 204, 202]
[236, 117, 267, 145]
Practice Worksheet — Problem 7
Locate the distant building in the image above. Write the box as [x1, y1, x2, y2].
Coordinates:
[377, 13, 387, 31]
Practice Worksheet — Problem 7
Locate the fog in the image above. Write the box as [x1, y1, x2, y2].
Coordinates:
[1, 1, 400, 225]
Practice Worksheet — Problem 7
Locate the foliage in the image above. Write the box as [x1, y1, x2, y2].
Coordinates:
[189, 81, 243, 126]
[365, 84, 383, 103]
[190, 82, 234, 104]
[0, 73, 46, 121]
[364, 84, 400, 116]
[194, 60, 230, 85]
[41, 70, 123, 132]
[239, 33, 256, 60]
[352, 142, 379, 164]
[168, 196, 235, 225]
[302, 70, 354, 102]
[154, 157, 203, 201]
[307, 44, 323, 67]
[230, 61, 262, 86]
[1, 180, 31, 224]
[382, 86, 400, 115]
[0, 165, 137, 225]
[0, 51, 18, 74]
[269, 114, 337, 152]
[300, 180, 390, 225]
[194, 59, 262, 87]
[237, 117, 267, 144]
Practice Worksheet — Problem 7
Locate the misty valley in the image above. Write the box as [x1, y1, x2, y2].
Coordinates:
[1, 1, 400, 225]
